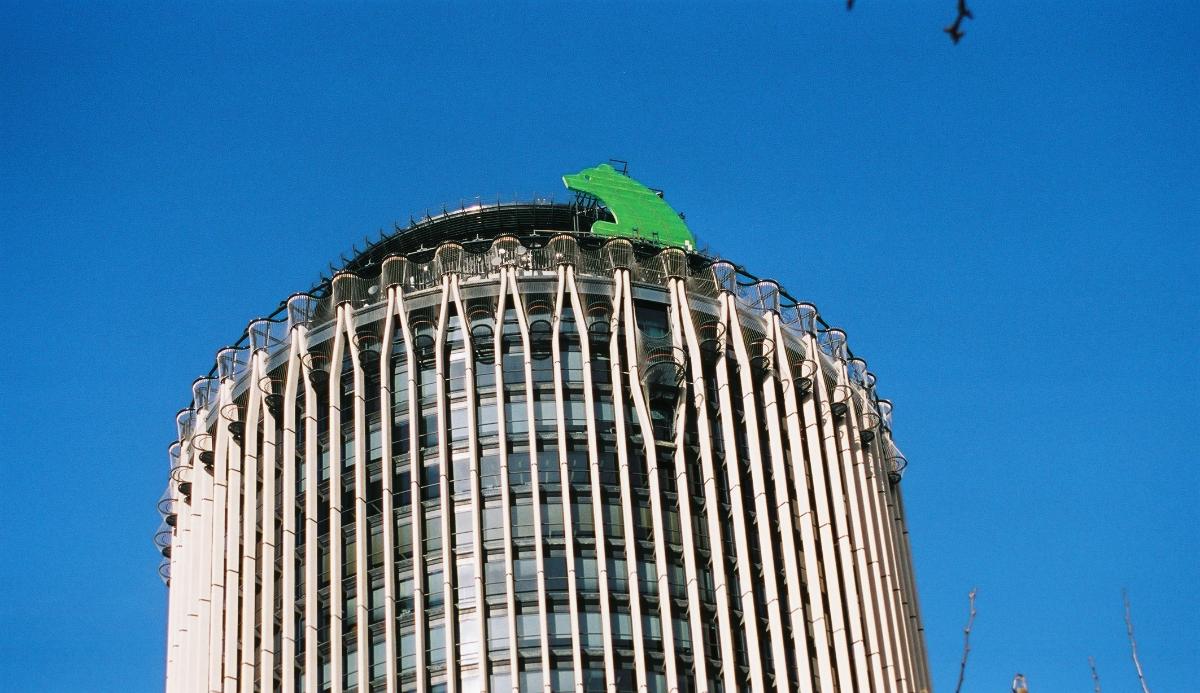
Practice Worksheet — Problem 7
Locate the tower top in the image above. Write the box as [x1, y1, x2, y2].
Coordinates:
[563, 163, 695, 249]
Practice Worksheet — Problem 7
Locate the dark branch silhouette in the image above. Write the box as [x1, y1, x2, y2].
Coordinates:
[943, 0, 974, 44]
[1089, 656, 1102, 692]
[953, 587, 978, 693]
[846, 1, 975, 44]
[1123, 589, 1152, 693]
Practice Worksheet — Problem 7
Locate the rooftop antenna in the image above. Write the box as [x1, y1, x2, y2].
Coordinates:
[609, 158, 629, 175]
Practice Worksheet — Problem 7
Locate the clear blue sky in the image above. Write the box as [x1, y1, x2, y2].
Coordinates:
[1, 2, 1196, 691]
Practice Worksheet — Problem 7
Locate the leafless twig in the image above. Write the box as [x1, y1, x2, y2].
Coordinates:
[1123, 589, 1152, 693]
[953, 587, 978, 693]
[1088, 656, 1102, 692]
[944, 0, 974, 44]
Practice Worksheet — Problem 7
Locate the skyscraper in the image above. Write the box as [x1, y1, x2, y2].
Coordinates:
[156, 164, 929, 693]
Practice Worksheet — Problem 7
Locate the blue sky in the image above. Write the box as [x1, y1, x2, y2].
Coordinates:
[1, 2, 1196, 691]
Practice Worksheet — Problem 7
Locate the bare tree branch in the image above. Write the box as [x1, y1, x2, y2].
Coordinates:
[1123, 589, 1152, 693]
[944, 0, 974, 44]
[953, 587, 978, 693]
[845, 2, 975, 43]
[1089, 656, 1102, 693]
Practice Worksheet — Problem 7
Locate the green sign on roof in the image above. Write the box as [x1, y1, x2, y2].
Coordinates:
[563, 163, 695, 249]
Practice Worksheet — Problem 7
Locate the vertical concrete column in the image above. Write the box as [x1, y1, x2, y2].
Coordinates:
[327, 312, 347, 693]
[347, 302, 372, 693]
[298, 325, 321, 693]
[492, 276, 519, 692]
[433, 280, 459, 692]
[450, 276, 488, 692]
[258, 349, 280, 693]
[379, 291, 400, 693]
[239, 357, 264, 693]
[280, 339, 302, 693]
[393, 290, 427, 693]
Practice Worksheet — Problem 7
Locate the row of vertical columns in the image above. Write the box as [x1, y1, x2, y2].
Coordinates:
[565, 269, 618, 691]
[607, 275, 648, 692]
[756, 313, 816, 689]
[664, 278, 710, 691]
[163, 266, 930, 693]
[550, 267, 585, 692]
[617, 269, 680, 690]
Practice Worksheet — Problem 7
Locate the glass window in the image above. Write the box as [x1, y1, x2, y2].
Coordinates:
[368, 424, 383, 461]
[370, 633, 386, 680]
[548, 610, 571, 646]
[451, 407, 469, 442]
[457, 561, 475, 604]
[611, 611, 632, 644]
[427, 568, 444, 608]
[424, 511, 442, 553]
[511, 502, 533, 540]
[483, 502, 504, 542]
[517, 612, 540, 647]
[460, 613, 480, 663]
[643, 613, 662, 642]
[573, 498, 594, 538]
[508, 452, 531, 486]
[541, 499, 564, 539]
[478, 398, 499, 437]
[576, 552, 599, 592]
[608, 557, 627, 592]
[638, 560, 658, 596]
[420, 412, 439, 449]
[392, 418, 410, 455]
[399, 630, 416, 672]
[485, 553, 507, 594]
[453, 457, 471, 496]
[487, 612, 510, 652]
[505, 399, 528, 436]
[344, 645, 357, 688]
[604, 501, 623, 539]
[519, 670, 543, 693]
[428, 624, 445, 664]
[534, 399, 557, 429]
[395, 516, 413, 561]
[551, 667, 573, 692]
[397, 577, 414, 614]
[481, 454, 501, 492]
[455, 507, 473, 550]
[579, 609, 603, 648]
[448, 359, 467, 393]
[514, 556, 537, 594]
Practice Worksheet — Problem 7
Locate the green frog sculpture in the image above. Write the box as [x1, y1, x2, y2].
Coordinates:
[563, 163, 696, 249]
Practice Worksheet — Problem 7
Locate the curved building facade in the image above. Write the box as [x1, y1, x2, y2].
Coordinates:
[156, 168, 929, 693]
